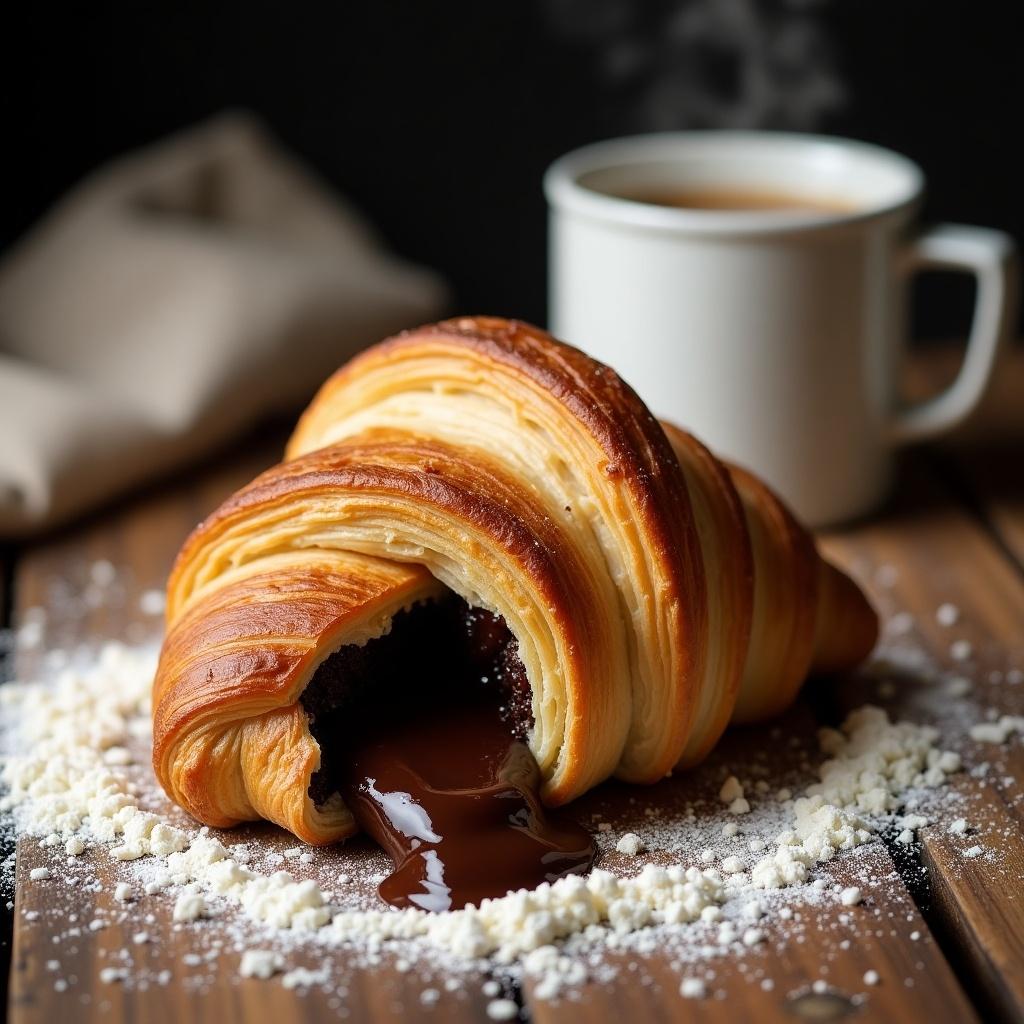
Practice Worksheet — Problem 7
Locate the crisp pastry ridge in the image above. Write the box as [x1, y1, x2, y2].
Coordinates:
[153, 316, 878, 844]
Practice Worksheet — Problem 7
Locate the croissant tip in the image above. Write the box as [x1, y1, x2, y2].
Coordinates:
[813, 560, 880, 675]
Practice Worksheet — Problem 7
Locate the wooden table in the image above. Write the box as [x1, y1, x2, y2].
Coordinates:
[3, 348, 1023, 1023]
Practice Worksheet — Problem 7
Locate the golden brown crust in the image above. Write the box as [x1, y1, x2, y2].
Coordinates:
[152, 316, 878, 844]
[287, 317, 707, 782]
[154, 549, 443, 842]
[661, 424, 754, 767]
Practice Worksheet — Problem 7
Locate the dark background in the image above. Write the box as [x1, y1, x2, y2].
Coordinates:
[0, 0, 1020, 339]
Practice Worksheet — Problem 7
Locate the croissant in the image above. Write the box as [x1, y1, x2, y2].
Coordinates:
[153, 317, 877, 853]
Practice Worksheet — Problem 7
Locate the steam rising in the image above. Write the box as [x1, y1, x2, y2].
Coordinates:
[547, 0, 845, 130]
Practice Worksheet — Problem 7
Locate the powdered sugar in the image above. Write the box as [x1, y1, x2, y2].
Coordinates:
[2, 584, 1021, 1009]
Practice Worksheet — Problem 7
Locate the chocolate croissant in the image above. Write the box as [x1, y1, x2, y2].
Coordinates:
[153, 317, 877, 845]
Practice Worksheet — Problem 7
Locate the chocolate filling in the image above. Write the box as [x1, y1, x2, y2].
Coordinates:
[300, 595, 596, 911]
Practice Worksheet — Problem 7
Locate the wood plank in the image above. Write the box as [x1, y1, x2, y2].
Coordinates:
[820, 460, 1024, 1023]
[523, 719, 977, 1023]
[905, 342, 1024, 568]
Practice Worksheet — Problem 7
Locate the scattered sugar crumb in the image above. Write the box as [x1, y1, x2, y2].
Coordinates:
[139, 589, 167, 616]
[839, 886, 862, 907]
[240, 950, 285, 979]
[615, 833, 644, 856]
[719, 776, 743, 803]
[486, 998, 519, 1020]
[680, 977, 706, 998]
[950, 640, 973, 662]
[173, 892, 208, 922]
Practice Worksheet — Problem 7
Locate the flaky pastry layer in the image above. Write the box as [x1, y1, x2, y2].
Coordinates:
[153, 317, 878, 843]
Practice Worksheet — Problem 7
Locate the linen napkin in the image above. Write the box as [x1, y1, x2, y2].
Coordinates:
[0, 113, 448, 535]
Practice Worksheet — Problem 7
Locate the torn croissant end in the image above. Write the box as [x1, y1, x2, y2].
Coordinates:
[152, 316, 878, 845]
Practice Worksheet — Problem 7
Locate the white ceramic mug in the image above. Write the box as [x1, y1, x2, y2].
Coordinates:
[545, 132, 1018, 525]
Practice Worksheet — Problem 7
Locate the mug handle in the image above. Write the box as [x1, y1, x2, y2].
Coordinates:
[889, 224, 1019, 444]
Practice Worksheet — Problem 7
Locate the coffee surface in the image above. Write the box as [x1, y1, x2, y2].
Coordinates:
[301, 597, 597, 911]
[625, 187, 856, 214]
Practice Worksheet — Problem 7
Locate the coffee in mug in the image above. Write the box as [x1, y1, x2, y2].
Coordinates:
[545, 132, 1018, 526]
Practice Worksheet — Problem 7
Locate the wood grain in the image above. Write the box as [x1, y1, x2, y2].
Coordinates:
[820, 461, 1024, 1023]
[523, 717, 978, 1024]
[9, 403, 1024, 1022]
[905, 342, 1024, 568]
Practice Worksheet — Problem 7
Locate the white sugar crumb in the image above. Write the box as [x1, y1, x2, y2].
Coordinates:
[947, 676, 972, 697]
[839, 886, 862, 907]
[743, 900, 764, 921]
[680, 977, 706, 998]
[99, 967, 127, 984]
[948, 818, 969, 835]
[969, 715, 1024, 744]
[486, 998, 519, 1020]
[173, 892, 208, 922]
[950, 640, 973, 662]
[728, 797, 751, 815]
[936, 603, 960, 627]
[103, 746, 133, 766]
[29, 867, 50, 881]
[742, 927, 764, 946]
[281, 966, 329, 990]
[721, 822, 739, 838]
[888, 611, 914, 635]
[90, 559, 117, 587]
[719, 775, 743, 803]
[615, 832, 644, 856]
[240, 950, 285, 979]
[963, 845, 984, 859]
[864, 969, 880, 986]
[114, 881, 133, 902]
[139, 589, 167, 616]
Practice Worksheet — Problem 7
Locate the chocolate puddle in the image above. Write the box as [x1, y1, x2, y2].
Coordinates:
[300, 597, 597, 911]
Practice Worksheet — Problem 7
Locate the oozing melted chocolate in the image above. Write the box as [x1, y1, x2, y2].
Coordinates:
[300, 597, 597, 911]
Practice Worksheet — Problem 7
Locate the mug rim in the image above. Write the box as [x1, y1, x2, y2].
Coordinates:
[544, 131, 925, 237]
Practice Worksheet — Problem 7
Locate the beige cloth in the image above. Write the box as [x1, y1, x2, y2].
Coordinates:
[0, 113, 448, 535]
